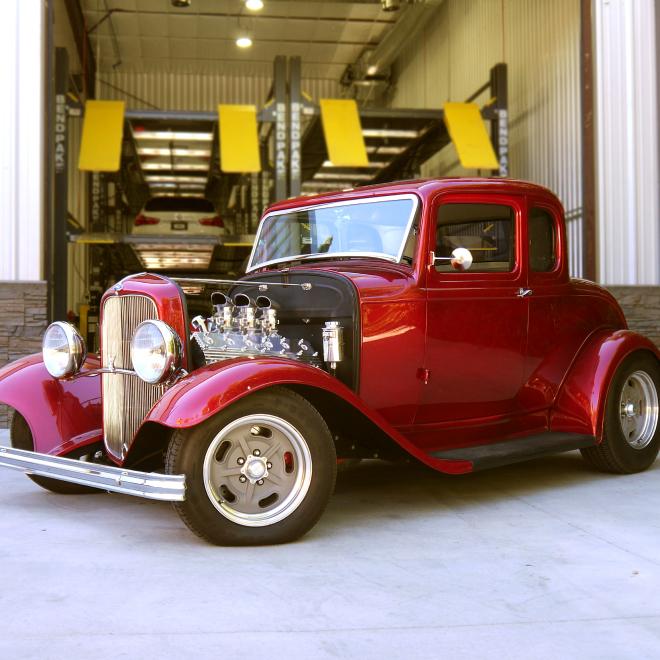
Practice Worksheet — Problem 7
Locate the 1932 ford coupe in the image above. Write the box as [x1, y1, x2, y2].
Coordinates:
[0, 178, 658, 545]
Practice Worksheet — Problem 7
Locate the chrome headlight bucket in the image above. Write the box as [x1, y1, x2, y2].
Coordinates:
[130, 320, 181, 384]
[42, 322, 87, 378]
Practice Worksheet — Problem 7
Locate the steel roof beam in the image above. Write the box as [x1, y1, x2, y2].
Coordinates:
[81, 7, 396, 26]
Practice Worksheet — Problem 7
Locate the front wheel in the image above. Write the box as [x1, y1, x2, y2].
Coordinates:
[581, 353, 660, 474]
[165, 387, 337, 545]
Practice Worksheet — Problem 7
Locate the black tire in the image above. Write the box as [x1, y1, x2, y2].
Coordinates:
[581, 353, 660, 474]
[165, 387, 337, 546]
[10, 412, 101, 495]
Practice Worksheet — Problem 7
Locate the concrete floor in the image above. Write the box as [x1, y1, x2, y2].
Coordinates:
[1, 429, 660, 659]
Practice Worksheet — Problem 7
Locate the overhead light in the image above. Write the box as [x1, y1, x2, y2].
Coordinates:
[148, 182, 206, 190]
[362, 128, 419, 139]
[245, 0, 264, 10]
[370, 145, 406, 155]
[236, 36, 253, 48]
[133, 131, 213, 142]
[138, 147, 211, 157]
[367, 65, 378, 76]
[142, 162, 209, 171]
[135, 246, 215, 271]
[322, 160, 387, 169]
[302, 182, 355, 191]
[380, 0, 400, 11]
[314, 173, 373, 181]
[154, 192, 204, 198]
[145, 175, 207, 184]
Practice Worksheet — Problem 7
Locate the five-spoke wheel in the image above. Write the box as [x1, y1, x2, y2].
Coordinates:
[202, 414, 313, 527]
[166, 387, 336, 545]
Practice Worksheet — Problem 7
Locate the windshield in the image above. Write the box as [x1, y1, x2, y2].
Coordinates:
[248, 195, 418, 271]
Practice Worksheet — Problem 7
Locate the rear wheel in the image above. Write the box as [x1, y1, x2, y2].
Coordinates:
[581, 353, 660, 473]
[10, 412, 100, 494]
[165, 387, 336, 545]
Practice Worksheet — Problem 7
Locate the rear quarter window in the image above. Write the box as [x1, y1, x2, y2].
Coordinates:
[529, 207, 557, 272]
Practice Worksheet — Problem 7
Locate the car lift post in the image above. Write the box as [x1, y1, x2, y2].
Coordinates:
[273, 55, 288, 201]
[289, 56, 302, 198]
[489, 63, 508, 178]
[52, 47, 69, 322]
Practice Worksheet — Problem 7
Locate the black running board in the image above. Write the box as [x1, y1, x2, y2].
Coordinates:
[429, 432, 597, 471]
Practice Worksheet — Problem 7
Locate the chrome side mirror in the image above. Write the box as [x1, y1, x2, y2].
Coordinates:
[431, 247, 474, 271]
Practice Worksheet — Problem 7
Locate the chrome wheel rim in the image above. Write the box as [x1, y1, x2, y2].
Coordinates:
[619, 370, 659, 450]
[202, 414, 312, 527]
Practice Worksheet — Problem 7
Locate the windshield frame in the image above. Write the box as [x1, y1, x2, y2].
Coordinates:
[246, 193, 420, 272]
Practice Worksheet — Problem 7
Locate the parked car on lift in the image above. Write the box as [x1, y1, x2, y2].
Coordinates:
[132, 196, 225, 236]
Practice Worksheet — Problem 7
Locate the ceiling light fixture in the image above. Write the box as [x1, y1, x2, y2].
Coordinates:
[133, 131, 213, 142]
[245, 0, 264, 11]
[236, 36, 253, 48]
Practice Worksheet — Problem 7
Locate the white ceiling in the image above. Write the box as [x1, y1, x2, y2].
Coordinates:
[82, 0, 399, 79]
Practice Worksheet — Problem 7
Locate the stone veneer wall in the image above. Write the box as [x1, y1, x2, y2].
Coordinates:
[608, 287, 660, 349]
[0, 282, 48, 428]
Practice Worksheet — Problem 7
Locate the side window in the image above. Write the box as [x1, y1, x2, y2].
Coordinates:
[529, 207, 557, 272]
[436, 203, 515, 272]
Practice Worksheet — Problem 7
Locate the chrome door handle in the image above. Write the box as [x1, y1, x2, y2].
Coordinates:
[517, 288, 533, 298]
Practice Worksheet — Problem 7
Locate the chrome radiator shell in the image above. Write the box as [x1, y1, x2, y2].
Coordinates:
[101, 295, 165, 460]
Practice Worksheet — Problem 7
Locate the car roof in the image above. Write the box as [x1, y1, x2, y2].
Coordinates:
[265, 177, 560, 214]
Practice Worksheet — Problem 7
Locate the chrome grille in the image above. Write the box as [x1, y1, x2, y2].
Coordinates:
[101, 295, 165, 460]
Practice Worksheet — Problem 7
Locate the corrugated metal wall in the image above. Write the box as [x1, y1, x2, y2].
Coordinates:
[594, 0, 659, 285]
[97, 71, 342, 110]
[0, 0, 44, 281]
[390, 0, 584, 276]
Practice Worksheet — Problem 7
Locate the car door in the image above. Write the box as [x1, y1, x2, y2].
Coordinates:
[416, 192, 528, 427]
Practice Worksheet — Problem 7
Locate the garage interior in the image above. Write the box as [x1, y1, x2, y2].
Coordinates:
[51, 0, 522, 351]
[0, 1, 660, 656]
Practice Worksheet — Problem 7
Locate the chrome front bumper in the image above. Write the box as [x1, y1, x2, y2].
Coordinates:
[0, 446, 185, 501]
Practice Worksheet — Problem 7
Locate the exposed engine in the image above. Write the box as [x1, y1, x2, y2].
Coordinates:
[191, 291, 344, 371]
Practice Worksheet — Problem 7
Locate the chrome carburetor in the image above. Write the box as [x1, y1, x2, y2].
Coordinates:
[191, 292, 323, 366]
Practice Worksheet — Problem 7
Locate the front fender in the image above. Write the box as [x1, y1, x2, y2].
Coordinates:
[551, 330, 660, 438]
[144, 357, 473, 475]
[0, 354, 102, 456]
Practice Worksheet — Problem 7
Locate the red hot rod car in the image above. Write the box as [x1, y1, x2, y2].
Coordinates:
[0, 178, 658, 545]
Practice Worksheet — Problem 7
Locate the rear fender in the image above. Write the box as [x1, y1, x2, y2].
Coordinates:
[0, 354, 102, 456]
[551, 330, 660, 438]
[144, 357, 473, 474]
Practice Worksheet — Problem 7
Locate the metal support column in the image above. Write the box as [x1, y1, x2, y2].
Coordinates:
[490, 63, 509, 178]
[289, 56, 302, 198]
[273, 55, 288, 201]
[580, 0, 596, 281]
[53, 48, 69, 322]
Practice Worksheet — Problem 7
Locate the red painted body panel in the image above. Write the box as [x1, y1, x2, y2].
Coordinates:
[0, 353, 102, 456]
[551, 330, 660, 437]
[142, 356, 472, 474]
[100, 273, 191, 371]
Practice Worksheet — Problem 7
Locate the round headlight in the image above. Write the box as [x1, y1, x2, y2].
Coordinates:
[42, 322, 87, 378]
[130, 320, 181, 384]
